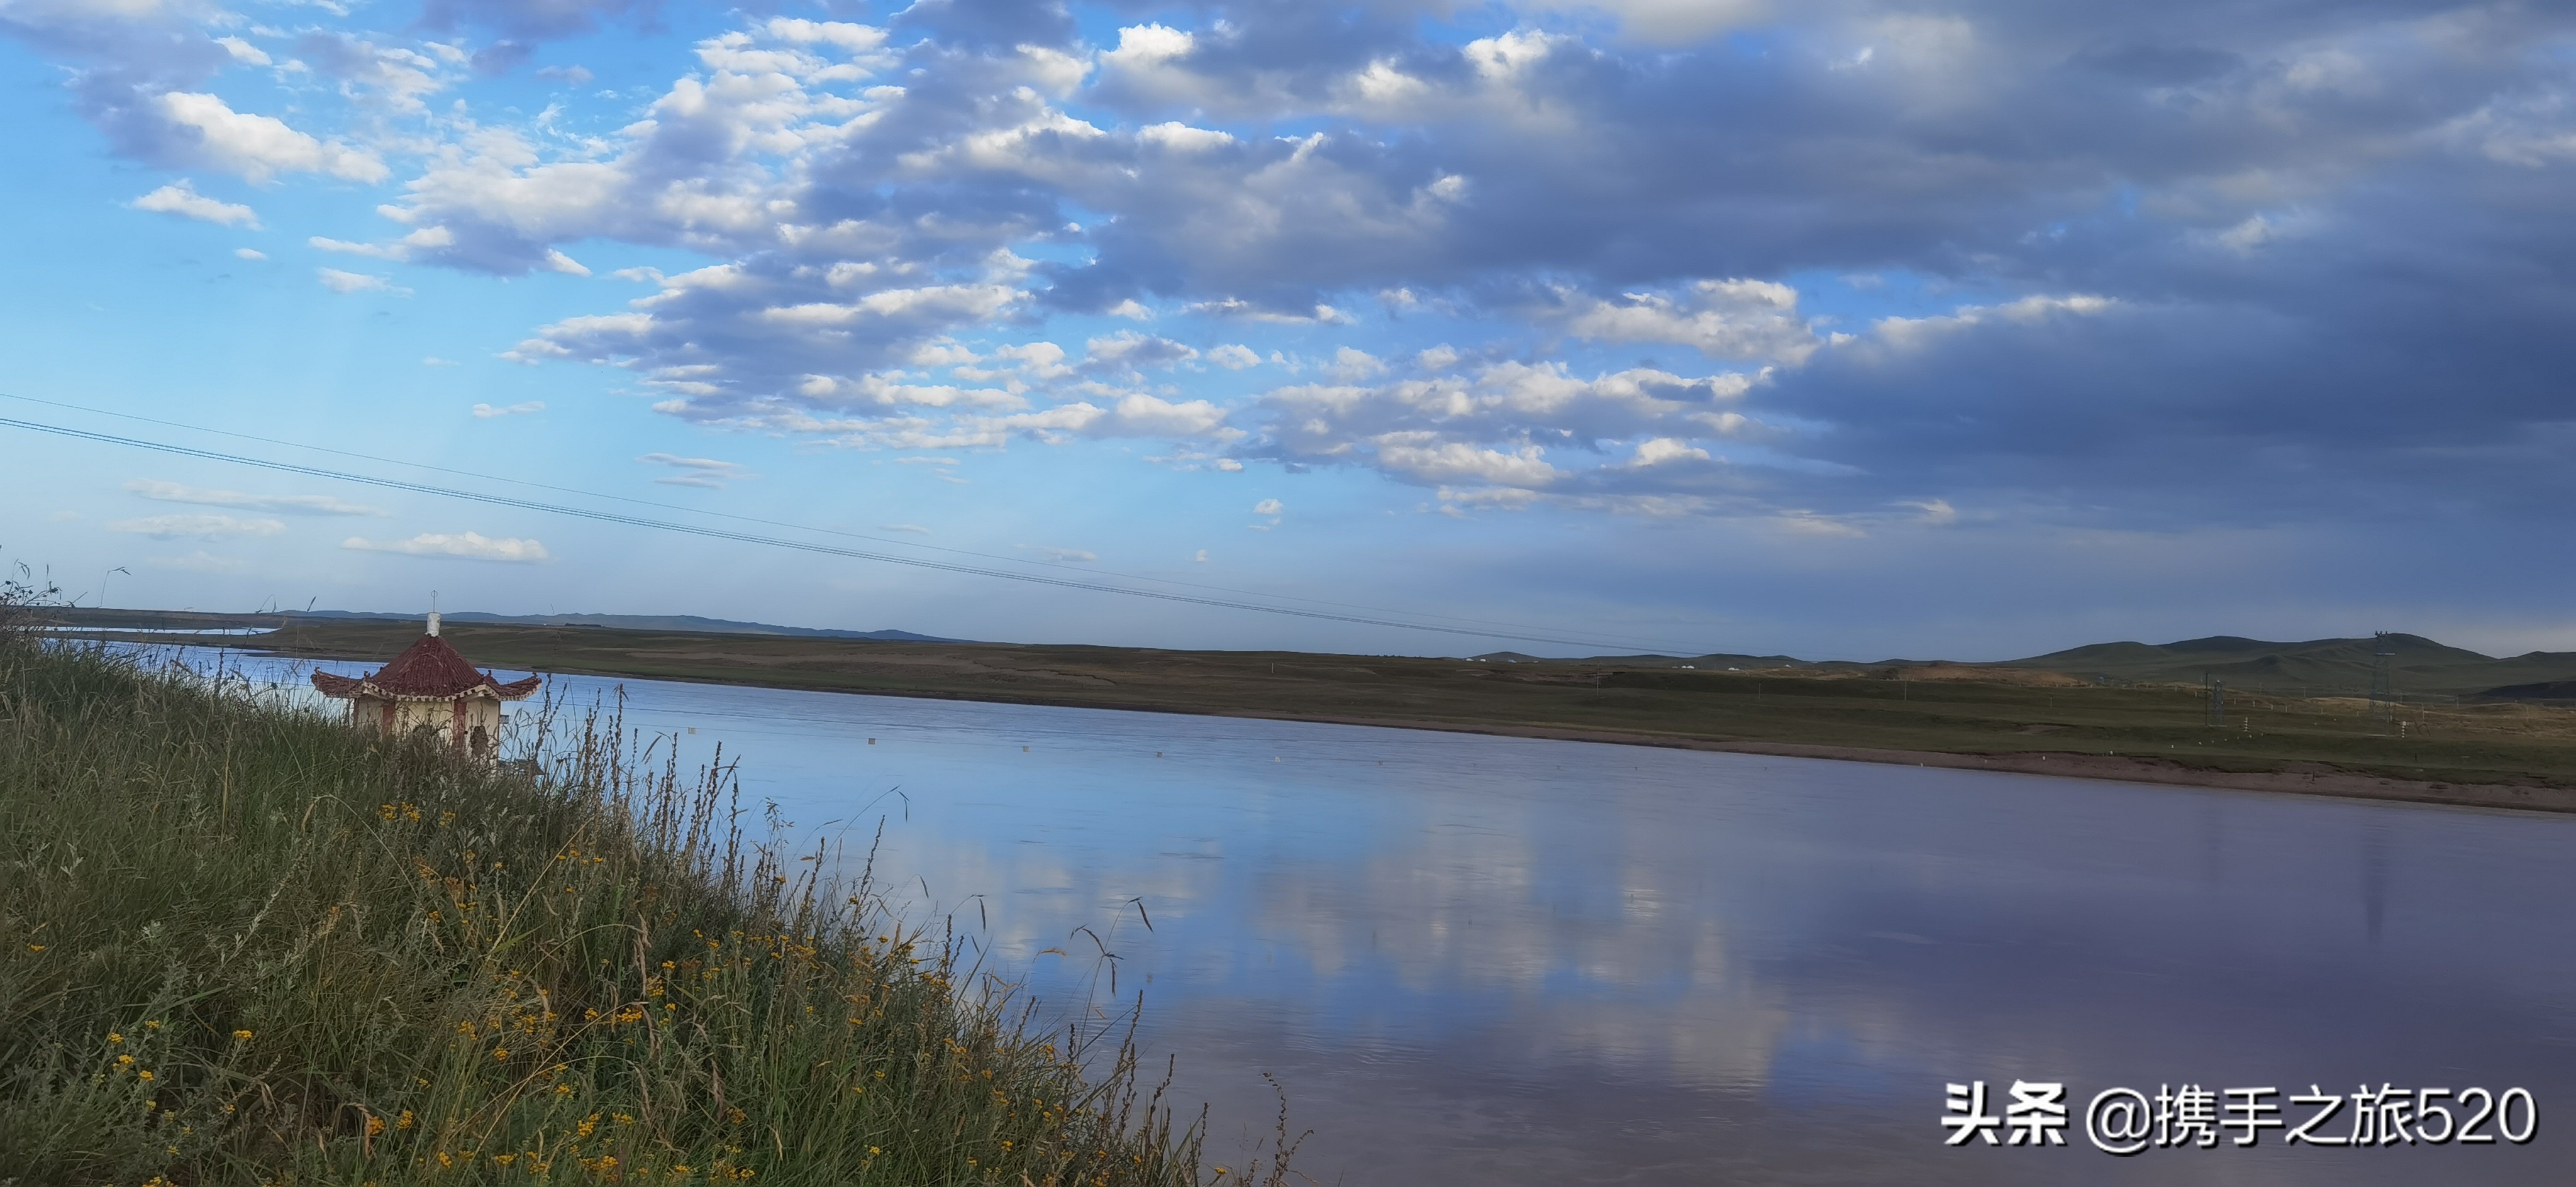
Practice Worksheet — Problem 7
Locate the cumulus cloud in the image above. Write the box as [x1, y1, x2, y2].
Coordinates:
[1084, 331, 1198, 372]
[133, 92, 386, 184]
[1550, 279, 1821, 363]
[129, 179, 258, 228]
[471, 401, 544, 417]
[22, 0, 2569, 538]
[342, 531, 550, 562]
[125, 478, 384, 516]
[1252, 359, 1758, 494]
[293, 31, 450, 115]
[106, 513, 286, 539]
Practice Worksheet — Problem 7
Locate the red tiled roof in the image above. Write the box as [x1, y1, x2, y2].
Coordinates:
[309, 634, 541, 702]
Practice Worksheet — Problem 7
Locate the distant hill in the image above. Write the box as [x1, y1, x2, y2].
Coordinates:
[40, 607, 2576, 700]
[2002, 633, 2576, 698]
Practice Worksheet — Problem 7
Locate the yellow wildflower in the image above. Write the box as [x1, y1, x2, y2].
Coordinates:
[233, 1030, 253, 1042]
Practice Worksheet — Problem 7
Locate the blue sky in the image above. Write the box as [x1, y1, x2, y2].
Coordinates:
[4, 0, 2573, 660]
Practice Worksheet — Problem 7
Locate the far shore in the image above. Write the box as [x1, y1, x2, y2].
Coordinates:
[62, 621, 2576, 815]
[262, 641, 2576, 817]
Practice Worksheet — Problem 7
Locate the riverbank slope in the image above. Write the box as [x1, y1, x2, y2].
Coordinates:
[0, 632, 1242, 1184]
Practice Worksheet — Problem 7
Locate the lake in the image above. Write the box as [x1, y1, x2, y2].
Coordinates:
[196, 648, 2575, 1184]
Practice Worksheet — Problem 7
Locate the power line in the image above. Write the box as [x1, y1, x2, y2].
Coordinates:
[1, 414, 1699, 654]
[2, 392, 1698, 655]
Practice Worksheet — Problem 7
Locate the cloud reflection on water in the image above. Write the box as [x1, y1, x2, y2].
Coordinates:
[178, 648, 2576, 1185]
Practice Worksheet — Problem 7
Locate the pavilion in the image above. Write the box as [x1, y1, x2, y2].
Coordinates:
[311, 612, 540, 761]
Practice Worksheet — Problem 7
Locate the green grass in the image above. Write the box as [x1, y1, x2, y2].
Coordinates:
[0, 620, 1274, 1184]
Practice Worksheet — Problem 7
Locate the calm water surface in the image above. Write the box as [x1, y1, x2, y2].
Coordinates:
[205, 649, 2575, 1184]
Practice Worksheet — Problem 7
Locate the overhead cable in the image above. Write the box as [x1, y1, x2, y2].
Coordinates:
[0, 414, 1696, 654]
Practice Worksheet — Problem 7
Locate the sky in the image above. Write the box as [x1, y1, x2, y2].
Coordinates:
[2, 0, 2573, 661]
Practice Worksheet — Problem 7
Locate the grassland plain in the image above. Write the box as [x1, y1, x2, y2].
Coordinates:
[0, 612, 1285, 1184]
[175, 619, 2576, 812]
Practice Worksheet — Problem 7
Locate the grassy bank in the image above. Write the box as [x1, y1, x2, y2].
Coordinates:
[0, 627, 1259, 1183]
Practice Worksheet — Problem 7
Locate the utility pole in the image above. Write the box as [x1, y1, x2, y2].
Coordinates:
[2206, 673, 2226, 727]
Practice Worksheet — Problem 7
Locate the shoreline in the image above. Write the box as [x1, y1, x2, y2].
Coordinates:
[92, 632, 2573, 815]
[338, 648, 2576, 817]
[1316, 717, 2576, 815]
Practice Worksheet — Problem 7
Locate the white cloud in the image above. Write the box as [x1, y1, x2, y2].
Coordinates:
[1901, 498, 1958, 526]
[471, 401, 544, 417]
[233, 248, 267, 260]
[1253, 498, 1284, 515]
[1325, 347, 1386, 382]
[1254, 360, 1758, 492]
[152, 92, 386, 184]
[879, 523, 930, 534]
[106, 513, 287, 540]
[1033, 546, 1097, 563]
[1865, 294, 2116, 351]
[130, 179, 260, 228]
[1208, 344, 1260, 370]
[1774, 511, 1867, 538]
[309, 236, 403, 259]
[1553, 279, 1819, 363]
[421, 356, 457, 366]
[1105, 23, 1194, 69]
[1627, 437, 1711, 467]
[1194, 548, 1209, 562]
[317, 268, 409, 295]
[214, 36, 271, 67]
[638, 451, 752, 488]
[1374, 439, 1563, 487]
[342, 532, 551, 562]
[125, 478, 384, 516]
[1084, 330, 1198, 371]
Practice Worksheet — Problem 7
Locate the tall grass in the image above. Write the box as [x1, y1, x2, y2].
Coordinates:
[0, 600, 1280, 1185]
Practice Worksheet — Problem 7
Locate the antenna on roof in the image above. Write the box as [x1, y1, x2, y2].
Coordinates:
[428, 589, 441, 638]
